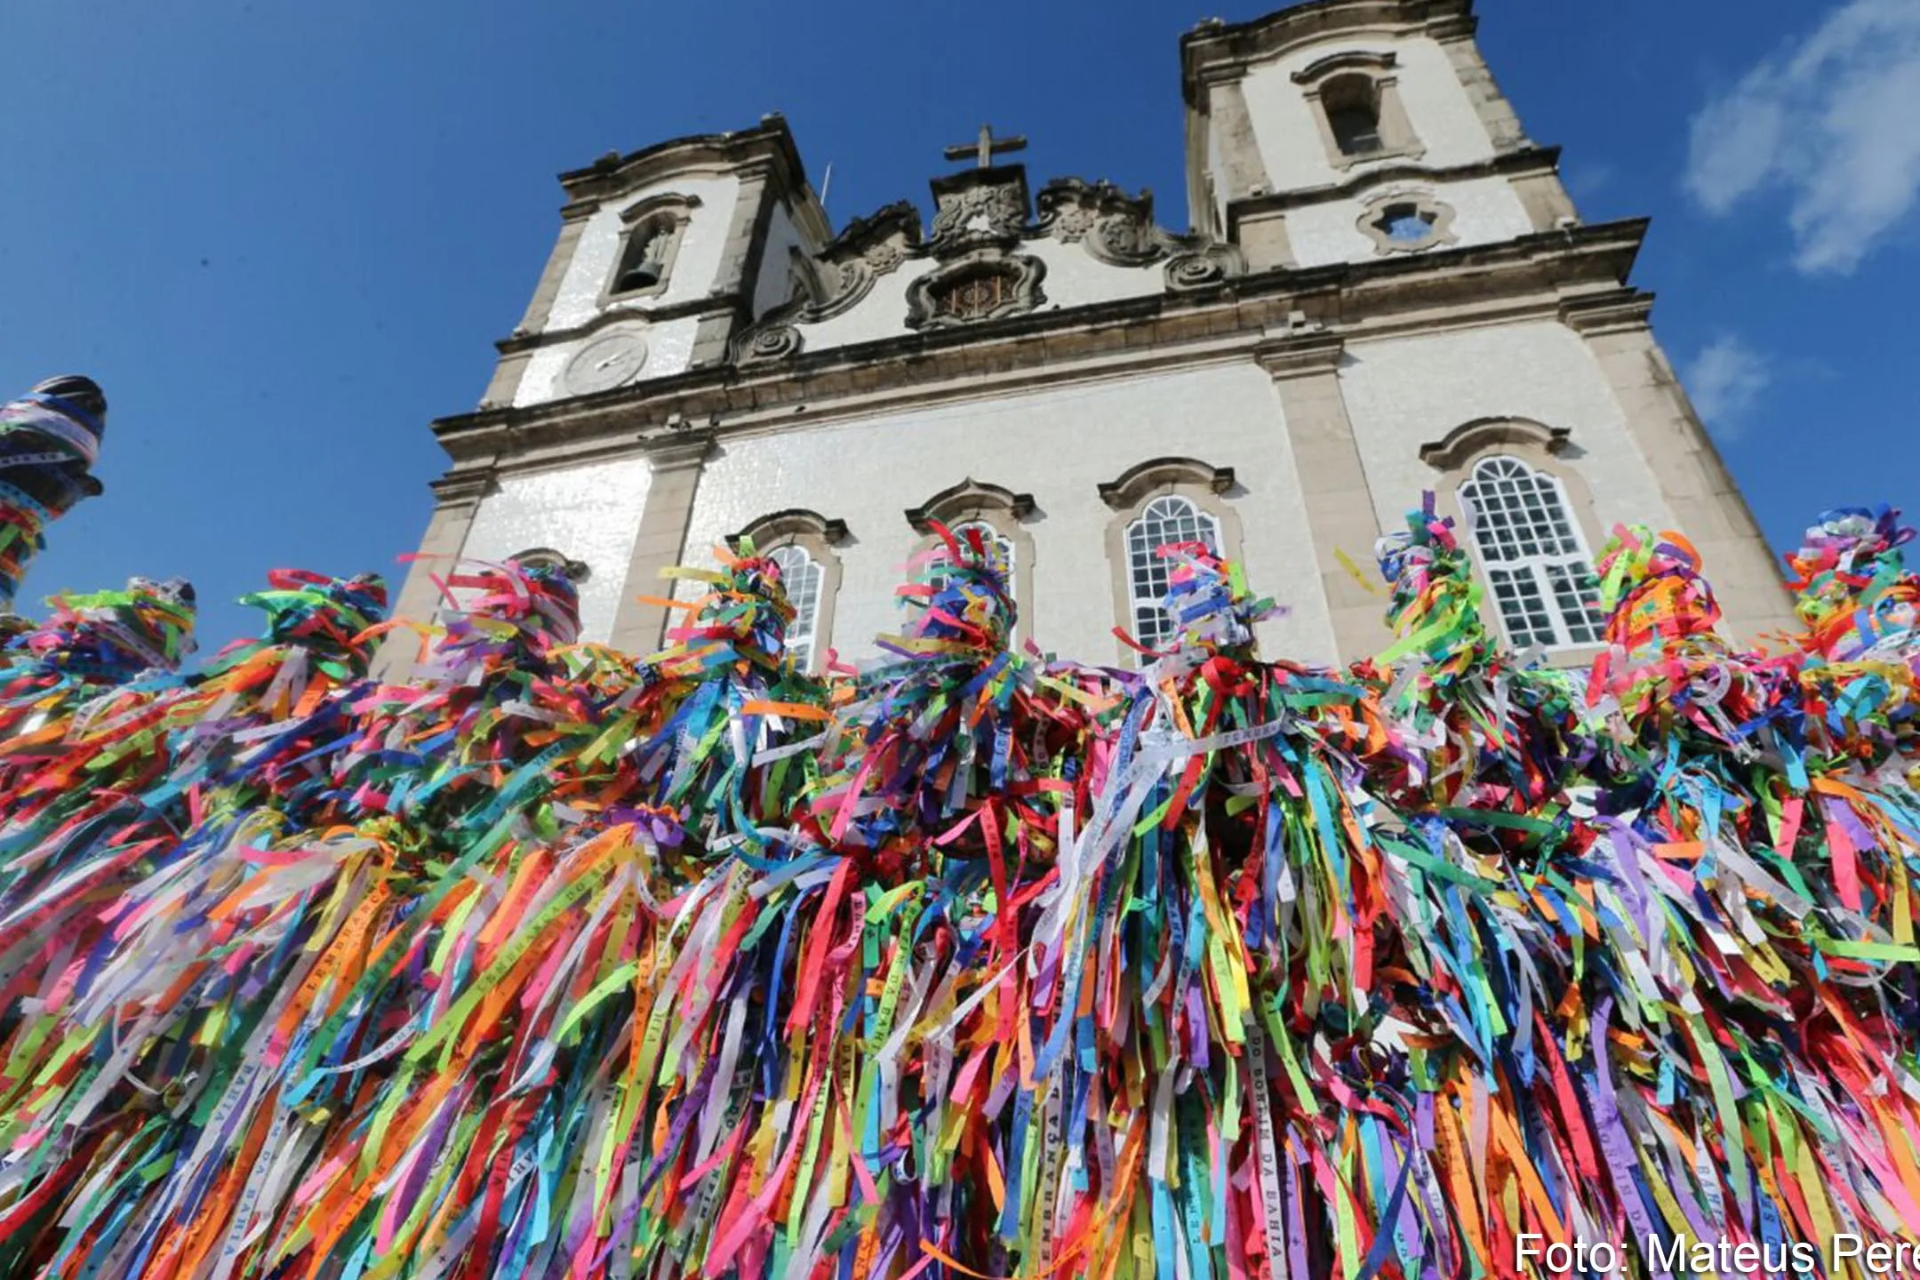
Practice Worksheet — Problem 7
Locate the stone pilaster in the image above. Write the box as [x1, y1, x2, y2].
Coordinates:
[1255, 330, 1392, 663]
[1208, 76, 1272, 204]
[1562, 292, 1799, 646]
[689, 165, 775, 368]
[516, 213, 590, 335]
[372, 469, 494, 680]
[607, 433, 715, 655]
[483, 214, 591, 408]
[1432, 18, 1529, 154]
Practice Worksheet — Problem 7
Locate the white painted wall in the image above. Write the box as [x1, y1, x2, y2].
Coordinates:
[1024, 237, 1169, 308]
[1233, 34, 1497, 195]
[544, 174, 742, 332]
[672, 364, 1340, 666]
[459, 456, 654, 643]
[1283, 174, 1533, 267]
[791, 260, 927, 350]
[1338, 322, 1677, 536]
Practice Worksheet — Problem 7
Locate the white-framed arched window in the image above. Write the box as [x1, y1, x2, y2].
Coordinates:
[922, 520, 1021, 642]
[1126, 495, 1222, 655]
[904, 480, 1036, 641]
[929, 520, 1016, 586]
[769, 543, 824, 671]
[1458, 455, 1606, 649]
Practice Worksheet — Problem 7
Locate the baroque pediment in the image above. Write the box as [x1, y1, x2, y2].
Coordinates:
[731, 164, 1244, 365]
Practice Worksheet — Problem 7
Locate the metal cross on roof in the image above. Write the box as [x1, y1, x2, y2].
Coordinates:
[943, 124, 1028, 170]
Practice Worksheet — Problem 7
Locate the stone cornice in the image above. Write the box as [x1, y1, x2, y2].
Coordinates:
[432, 219, 1649, 472]
[1224, 145, 1562, 219]
[497, 299, 735, 356]
[555, 118, 810, 213]
[1557, 288, 1655, 335]
[1098, 458, 1235, 510]
[1181, 0, 1474, 104]
[642, 430, 715, 472]
[1290, 49, 1398, 85]
[429, 470, 496, 506]
[728, 508, 849, 550]
[905, 478, 1037, 533]
[1254, 330, 1346, 379]
[1418, 416, 1569, 469]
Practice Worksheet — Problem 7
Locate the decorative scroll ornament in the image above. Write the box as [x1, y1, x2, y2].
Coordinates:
[1163, 243, 1246, 291]
[733, 323, 803, 365]
[808, 201, 921, 319]
[1035, 178, 1168, 267]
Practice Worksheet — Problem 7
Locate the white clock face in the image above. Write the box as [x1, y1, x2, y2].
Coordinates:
[563, 328, 650, 396]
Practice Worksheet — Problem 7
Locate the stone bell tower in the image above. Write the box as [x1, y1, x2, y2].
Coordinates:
[1166, 0, 1795, 652]
[1182, 0, 1577, 265]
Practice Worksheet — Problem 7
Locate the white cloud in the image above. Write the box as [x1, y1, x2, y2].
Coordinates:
[1684, 0, 1920, 274]
[1686, 334, 1772, 439]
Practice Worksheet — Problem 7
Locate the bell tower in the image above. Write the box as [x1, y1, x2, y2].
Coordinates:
[476, 116, 828, 413]
[1181, 0, 1578, 268]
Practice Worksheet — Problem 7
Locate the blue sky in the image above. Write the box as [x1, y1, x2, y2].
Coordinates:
[3, 0, 1915, 652]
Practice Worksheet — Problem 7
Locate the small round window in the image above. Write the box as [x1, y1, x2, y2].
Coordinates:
[1359, 195, 1455, 254]
[1379, 203, 1436, 244]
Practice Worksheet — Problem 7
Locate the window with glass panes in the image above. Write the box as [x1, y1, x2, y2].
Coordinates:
[1458, 456, 1606, 649]
[769, 544, 824, 671]
[1125, 496, 1220, 658]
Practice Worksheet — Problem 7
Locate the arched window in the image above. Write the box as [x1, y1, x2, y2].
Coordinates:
[1292, 52, 1424, 172]
[613, 217, 677, 294]
[603, 194, 700, 304]
[923, 519, 1021, 638]
[1322, 75, 1385, 157]
[728, 509, 847, 674]
[1458, 456, 1606, 649]
[904, 480, 1036, 635]
[769, 543, 824, 672]
[1126, 495, 1221, 656]
[930, 520, 1015, 586]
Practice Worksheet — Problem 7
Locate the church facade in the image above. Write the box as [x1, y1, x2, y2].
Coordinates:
[392, 0, 1792, 672]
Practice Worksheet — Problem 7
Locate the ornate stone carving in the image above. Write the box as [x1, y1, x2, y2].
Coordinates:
[733, 323, 804, 364]
[796, 202, 921, 322]
[1163, 243, 1246, 292]
[721, 203, 921, 366]
[1035, 179, 1167, 267]
[904, 252, 1047, 330]
[926, 168, 1030, 259]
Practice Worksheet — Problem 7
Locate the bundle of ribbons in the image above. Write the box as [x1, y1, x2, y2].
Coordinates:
[0, 506, 1916, 1280]
[0, 377, 107, 616]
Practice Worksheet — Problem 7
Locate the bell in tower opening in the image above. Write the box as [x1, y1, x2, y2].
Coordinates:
[614, 219, 674, 294]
